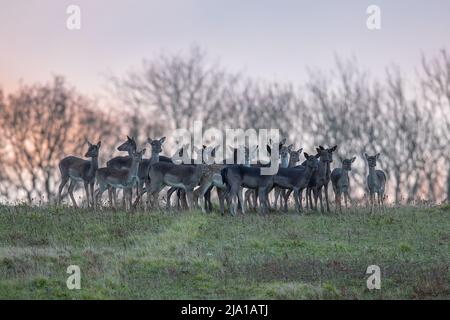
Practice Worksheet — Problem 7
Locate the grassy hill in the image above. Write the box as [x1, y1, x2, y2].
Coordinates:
[0, 204, 449, 299]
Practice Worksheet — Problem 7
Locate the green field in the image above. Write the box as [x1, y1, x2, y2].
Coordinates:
[0, 204, 449, 299]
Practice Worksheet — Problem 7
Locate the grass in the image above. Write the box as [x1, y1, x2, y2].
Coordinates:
[0, 204, 449, 299]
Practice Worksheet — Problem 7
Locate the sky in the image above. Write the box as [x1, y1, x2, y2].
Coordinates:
[1, 0, 450, 96]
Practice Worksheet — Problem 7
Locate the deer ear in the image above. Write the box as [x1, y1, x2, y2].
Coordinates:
[147, 138, 153, 144]
[287, 144, 294, 152]
[159, 137, 166, 144]
[319, 145, 325, 150]
[351, 157, 356, 163]
[297, 148, 303, 153]
[87, 140, 92, 147]
[364, 153, 369, 159]
[316, 147, 321, 154]
[304, 152, 309, 159]
[315, 153, 320, 159]
[331, 145, 337, 152]
[97, 141, 101, 148]
[127, 135, 132, 141]
[376, 153, 380, 159]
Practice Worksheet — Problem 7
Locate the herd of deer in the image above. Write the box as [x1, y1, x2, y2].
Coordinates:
[57, 136, 387, 214]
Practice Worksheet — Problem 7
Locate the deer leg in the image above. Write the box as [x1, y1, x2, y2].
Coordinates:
[237, 187, 245, 215]
[244, 189, 251, 209]
[68, 180, 78, 208]
[317, 187, 324, 213]
[166, 187, 178, 210]
[107, 188, 115, 209]
[257, 188, 265, 214]
[217, 187, 225, 215]
[84, 182, 90, 208]
[57, 176, 69, 206]
[344, 191, 349, 209]
[199, 183, 211, 214]
[90, 183, 95, 209]
[336, 192, 341, 214]
[280, 189, 287, 211]
[293, 188, 301, 213]
[370, 192, 375, 213]
[112, 188, 118, 208]
[377, 192, 382, 212]
[179, 190, 188, 210]
[274, 188, 280, 210]
[324, 184, 330, 212]
[283, 189, 292, 212]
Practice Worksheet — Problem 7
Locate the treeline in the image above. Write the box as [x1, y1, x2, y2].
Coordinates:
[1, 46, 449, 203]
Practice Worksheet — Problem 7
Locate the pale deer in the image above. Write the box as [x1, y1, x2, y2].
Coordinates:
[365, 153, 387, 213]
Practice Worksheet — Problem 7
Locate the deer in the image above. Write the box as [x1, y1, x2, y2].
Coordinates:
[57, 140, 101, 208]
[365, 153, 387, 213]
[138, 137, 166, 210]
[166, 145, 208, 210]
[304, 145, 337, 212]
[95, 149, 145, 211]
[106, 136, 137, 170]
[221, 143, 277, 216]
[106, 136, 167, 207]
[145, 161, 206, 211]
[191, 145, 231, 214]
[244, 139, 286, 210]
[272, 152, 319, 213]
[273, 145, 303, 210]
[330, 157, 356, 213]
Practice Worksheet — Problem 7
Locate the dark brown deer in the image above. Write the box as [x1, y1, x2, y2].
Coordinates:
[57, 141, 101, 208]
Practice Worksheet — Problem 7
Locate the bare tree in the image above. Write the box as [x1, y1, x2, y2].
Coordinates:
[420, 49, 450, 202]
[0, 76, 118, 203]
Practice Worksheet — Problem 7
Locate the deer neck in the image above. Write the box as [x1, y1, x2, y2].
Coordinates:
[368, 166, 376, 176]
[318, 160, 327, 179]
[88, 156, 98, 177]
[281, 155, 289, 168]
[128, 158, 140, 181]
[288, 158, 297, 168]
[150, 150, 160, 164]
[304, 164, 315, 180]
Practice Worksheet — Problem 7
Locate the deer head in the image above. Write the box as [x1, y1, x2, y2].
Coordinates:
[304, 152, 319, 171]
[316, 145, 338, 163]
[289, 147, 303, 166]
[365, 153, 380, 168]
[147, 137, 166, 154]
[85, 141, 101, 158]
[341, 157, 356, 171]
[117, 135, 137, 153]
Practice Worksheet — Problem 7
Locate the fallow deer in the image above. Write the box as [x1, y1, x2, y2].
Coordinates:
[95, 149, 145, 211]
[57, 141, 101, 208]
[331, 157, 356, 213]
[365, 153, 387, 213]
[272, 152, 319, 213]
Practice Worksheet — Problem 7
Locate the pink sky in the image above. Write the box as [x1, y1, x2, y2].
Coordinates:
[1, 0, 450, 97]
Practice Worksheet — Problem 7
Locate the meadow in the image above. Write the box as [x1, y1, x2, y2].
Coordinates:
[0, 204, 449, 299]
